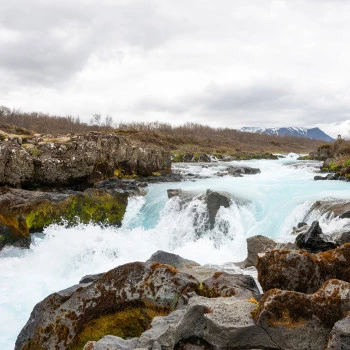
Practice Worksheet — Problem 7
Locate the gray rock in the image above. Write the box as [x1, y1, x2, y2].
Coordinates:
[205, 190, 231, 229]
[314, 175, 327, 180]
[83, 335, 138, 350]
[167, 189, 184, 199]
[326, 313, 350, 350]
[335, 232, 350, 246]
[138, 296, 279, 350]
[226, 166, 261, 175]
[147, 250, 200, 270]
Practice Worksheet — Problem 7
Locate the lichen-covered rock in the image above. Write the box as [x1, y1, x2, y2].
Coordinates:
[254, 279, 350, 350]
[295, 220, 338, 253]
[0, 132, 171, 188]
[0, 187, 128, 249]
[257, 244, 350, 293]
[136, 296, 279, 350]
[326, 312, 350, 350]
[15, 262, 199, 350]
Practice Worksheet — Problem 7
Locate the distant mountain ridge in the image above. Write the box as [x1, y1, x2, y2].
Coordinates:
[241, 126, 334, 142]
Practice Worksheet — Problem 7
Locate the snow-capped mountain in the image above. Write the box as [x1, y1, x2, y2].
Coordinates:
[240, 127, 334, 142]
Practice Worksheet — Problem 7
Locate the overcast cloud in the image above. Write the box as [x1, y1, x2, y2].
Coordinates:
[1, 0, 350, 137]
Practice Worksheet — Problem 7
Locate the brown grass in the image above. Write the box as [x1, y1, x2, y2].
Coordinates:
[0, 107, 325, 155]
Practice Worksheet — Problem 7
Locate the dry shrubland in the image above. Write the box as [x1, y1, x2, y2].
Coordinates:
[0, 106, 326, 156]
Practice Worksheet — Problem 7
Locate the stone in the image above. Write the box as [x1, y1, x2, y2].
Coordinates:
[314, 175, 327, 180]
[79, 273, 104, 284]
[83, 335, 138, 350]
[257, 244, 350, 293]
[295, 220, 337, 253]
[147, 250, 200, 270]
[200, 272, 260, 299]
[226, 166, 261, 175]
[205, 190, 231, 229]
[335, 232, 350, 246]
[0, 187, 128, 249]
[0, 132, 171, 188]
[237, 235, 297, 268]
[254, 279, 350, 350]
[137, 296, 279, 350]
[15, 261, 199, 350]
[326, 312, 350, 350]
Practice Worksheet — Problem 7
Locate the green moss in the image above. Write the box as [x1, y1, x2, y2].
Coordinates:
[69, 305, 168, 350]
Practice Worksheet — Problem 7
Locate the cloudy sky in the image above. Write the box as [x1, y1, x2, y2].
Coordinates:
[1, 0, 350, 137]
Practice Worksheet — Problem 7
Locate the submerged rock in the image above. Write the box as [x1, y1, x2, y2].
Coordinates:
[205, 190, 231, 229]
[326, 312, 350, 350]
[257, 244, 350, 293]
[226, 165, 261, 176]
[295, 220, 337, 253]
[254, 279, 350, 350]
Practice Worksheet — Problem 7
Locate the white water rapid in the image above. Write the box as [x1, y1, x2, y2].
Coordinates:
[1, 154, 350, 349]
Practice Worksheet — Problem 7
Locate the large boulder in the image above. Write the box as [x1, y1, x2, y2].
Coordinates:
[205, 190, 231, 229]
[257, 244, 350, 293]
[0, 132, 171, 188]
[136, 296, 279, 350]
[15, 261, 199, 350]
[295, 220, 337, 253]
[0, 187, 128, 249]
[254, 279, 350, 350]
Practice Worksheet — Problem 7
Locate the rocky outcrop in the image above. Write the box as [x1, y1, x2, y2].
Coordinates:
[15, 261, 199, 350]
[0, 131, 171, 188]
[257, 244, 350, 293]
[147, 251, 200, 270]
[254, 279, 350, 350]
[306, 200, 350, 219]
[0, 186, 130, 249]
[295, 220, 337, 253]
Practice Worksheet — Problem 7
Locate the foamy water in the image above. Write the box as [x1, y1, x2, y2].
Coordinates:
[1, 154, 350, 349]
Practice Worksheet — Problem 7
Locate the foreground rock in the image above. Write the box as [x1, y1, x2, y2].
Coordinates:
[254, 279, 350, 350]
[326, 312, 350, 349]
[295, 220, 338, 253]
[257, 243, 350, 293]
[15, 261, 199, 350]
[136, 296, 279, 350]
[0, 131, 171, 188]
[0, 186, 130, 250]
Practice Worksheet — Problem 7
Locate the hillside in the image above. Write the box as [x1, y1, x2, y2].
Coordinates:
[0, 107, 326, 160]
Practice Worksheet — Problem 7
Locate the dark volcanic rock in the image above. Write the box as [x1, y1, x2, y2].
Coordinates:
[257, 244, 350, 293]
[254, 279, 350, 350]
[314, 175, 327, 180]
[15, 261, 199, 350]
[205, 190, 231, 229]
[295, 220, 337, 253]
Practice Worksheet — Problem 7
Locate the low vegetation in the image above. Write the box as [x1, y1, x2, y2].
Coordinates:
[0, 106, 326, 159]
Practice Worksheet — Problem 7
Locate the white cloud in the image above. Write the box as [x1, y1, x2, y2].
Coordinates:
[1, 0, 350, 138]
